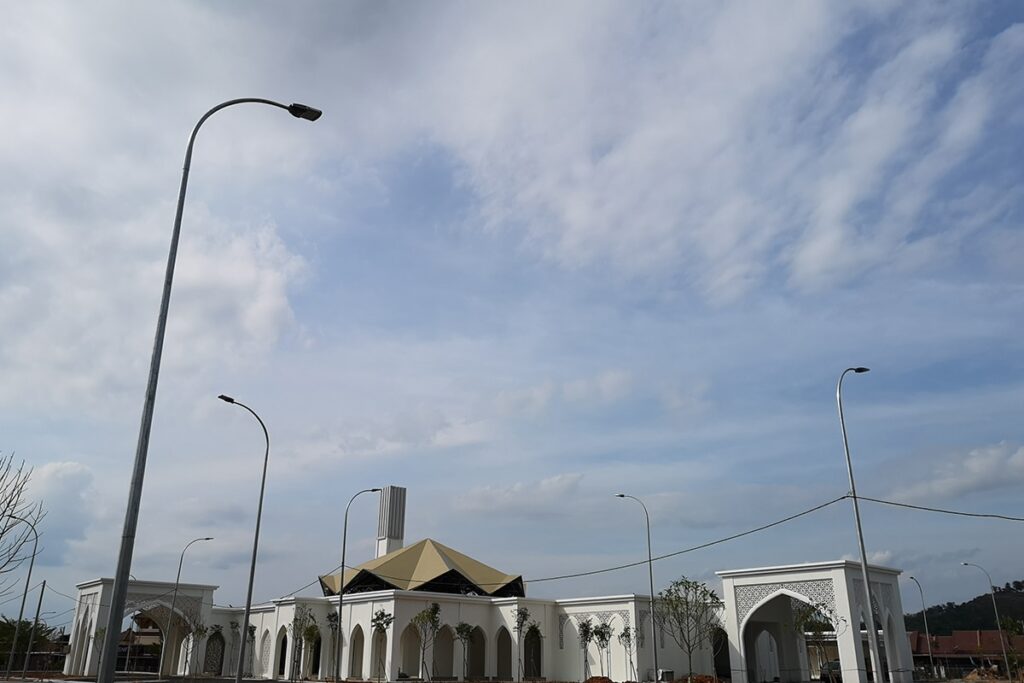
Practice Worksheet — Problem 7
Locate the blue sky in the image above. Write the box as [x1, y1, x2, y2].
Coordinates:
[1, 1, 1023, 628]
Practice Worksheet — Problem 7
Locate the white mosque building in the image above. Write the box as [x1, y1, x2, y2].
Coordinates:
[63, 487, 914, 683]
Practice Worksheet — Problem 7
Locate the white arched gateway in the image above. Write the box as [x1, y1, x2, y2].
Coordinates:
[719, 561, 914, 683]
[62, 578, 217, 678]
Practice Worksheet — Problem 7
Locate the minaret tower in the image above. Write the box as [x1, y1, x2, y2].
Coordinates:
[375, 485, 406, 558]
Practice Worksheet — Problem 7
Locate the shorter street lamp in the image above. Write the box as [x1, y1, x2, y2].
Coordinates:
[219, 394, 271, 683]
[335, 488, 381, 682]
[5, 515, 39, 680]
[161, 537, 213, 676]
[616, 494, 659, 682]
[961, 562, 1011, 678]
[907, 576, 935, 678]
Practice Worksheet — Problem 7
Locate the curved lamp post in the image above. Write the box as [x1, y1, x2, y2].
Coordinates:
[907, 576, 935, 678]
[615, 494, 659, 682]
[97, 97, 321, 683]
[334, 488, 381, 682]
[5, 515, 39, 679]
[836, 367, 885, 683]
[160, 536, 213, 676]
[219, 394, 271, 683]
[961, 562, 1011, 678]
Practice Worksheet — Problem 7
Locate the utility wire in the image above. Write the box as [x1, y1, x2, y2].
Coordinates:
[856, 495, 1024, 522]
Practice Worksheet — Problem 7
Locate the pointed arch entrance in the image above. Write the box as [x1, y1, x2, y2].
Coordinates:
[467, 627, 486, 679]
[524, 628, 542, 679]
[401, 624, 422, 678]
[350, 625, 365, 679]
[204, 630, 226, 675]
[434, 626, 455, 679]
[496, 627, 512, 680]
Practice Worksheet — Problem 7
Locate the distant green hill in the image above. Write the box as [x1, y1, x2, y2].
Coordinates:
[904, 582, 1024, 635]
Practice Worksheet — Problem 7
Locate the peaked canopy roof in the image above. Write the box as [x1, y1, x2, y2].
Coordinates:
[319, 538, 524, 598]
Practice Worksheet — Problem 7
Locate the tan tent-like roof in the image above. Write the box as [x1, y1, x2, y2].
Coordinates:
[319, 538, 523, 597]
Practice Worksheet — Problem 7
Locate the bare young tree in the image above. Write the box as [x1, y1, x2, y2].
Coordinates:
[371, 609, 394, 683]
[617, 627, 643, 682]
[412, 602, 441, 680]
[0, 454, 45, 601]
[455, 622, 474, 680]
[655, 577, 724, 683]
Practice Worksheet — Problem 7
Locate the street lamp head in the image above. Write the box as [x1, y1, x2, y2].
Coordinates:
[217, 394, 235, 404]
[202, 537, 214, 541]
[371, 488, 382, 492]
[961, 562, 970, 566]
[614, 493, 626, 498]
[288, 103, 322, 121]
[854, 367, 870, 373]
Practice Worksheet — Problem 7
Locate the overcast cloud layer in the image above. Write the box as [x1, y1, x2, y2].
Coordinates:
[2, 1, 1023, 628]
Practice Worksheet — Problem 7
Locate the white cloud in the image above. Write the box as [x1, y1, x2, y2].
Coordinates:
[891, 441, 1024, 502]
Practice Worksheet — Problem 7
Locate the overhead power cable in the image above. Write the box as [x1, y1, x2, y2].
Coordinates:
[855, 495, 1024, 522]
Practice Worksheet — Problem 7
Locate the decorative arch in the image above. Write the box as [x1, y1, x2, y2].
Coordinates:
[467, 626, 486, 679]
[496, 627, 512, 680]
[277, 627, 289, 679]
[204, 630, 226, 675]
[524, 626, 542, 679]
[350, 625, 365, 679]
[739, 587, 822, 636]
[259, 630, 272, 677]
[371, 627, 388, 681]
[310, 629, 323, 679]
[740, 591, 820, 683]
[433, 625, 455, 679]
[400, 624, 422, 678]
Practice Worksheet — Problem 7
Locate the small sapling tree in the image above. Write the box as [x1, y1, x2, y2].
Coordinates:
[593, 621, 613, 677]
[578, 617, 594, 682]
[412, 602, 441, 680]
[655, 577, 724, 683]
[371, 609, 394, 683]
[455, 622, 475, 680]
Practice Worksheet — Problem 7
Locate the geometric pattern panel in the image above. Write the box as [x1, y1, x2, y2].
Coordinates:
[735, 578, 836, 626]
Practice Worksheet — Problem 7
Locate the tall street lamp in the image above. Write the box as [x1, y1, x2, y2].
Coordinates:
[98, 98, 321, 683]
[836, 367, 884, 683]
[615, 494, 659, 682]
[335, 488, 381, 682]
[161, 536, 213, 676]
[961, 562, 1011, 678]
[907, 576, 935, 678]
[220, 394, 271, 683]
[5, 515, 39, 680]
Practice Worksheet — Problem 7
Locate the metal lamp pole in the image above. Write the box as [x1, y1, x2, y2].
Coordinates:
[961, 562, 1011, 678]
[220, 395, 271, 683]
[616, 494, 659, 682]
[96, 97, 321, 683]
[837, 367, 885, 683]
[908, 576, 935, 678]
[334, 488, 381, 682]
[5, 515, 39, 680]
[20, 580, 46, 680]
[159, 536, 213, 676]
